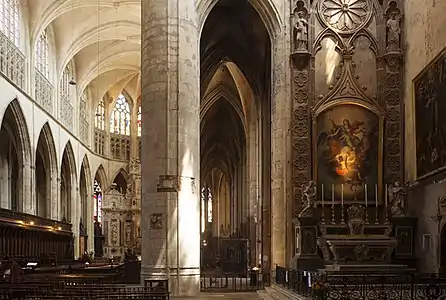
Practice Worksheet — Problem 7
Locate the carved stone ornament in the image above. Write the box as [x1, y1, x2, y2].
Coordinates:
[319, 0, 371, 34]
[388, 181, 408, 217]
[128, 157, 141, 174]
[354, 243, 369, 261]
[157, 175, 180, 192]
[347, 204, 365, 235]
[150, 213, 163, 229]
[298, 181, 317, 217]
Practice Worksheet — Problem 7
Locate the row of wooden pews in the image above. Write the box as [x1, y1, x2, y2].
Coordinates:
[0, 269, 169, 299]
[0, 283, 170, 299]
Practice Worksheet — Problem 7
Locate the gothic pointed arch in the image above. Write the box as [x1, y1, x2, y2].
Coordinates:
[112, 168, 129, 194]
[0, 99, 31, 212]
[197, 0, 282, 39]
[60, 141, 77, 222]
[79, 155, 91, 221]
[94, 164, 108, 190]
[35, 122, 58, 219]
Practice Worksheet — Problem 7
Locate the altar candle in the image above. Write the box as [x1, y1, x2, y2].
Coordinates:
[375, 184, 378, 207]
[365, 184, 368, 207]
[341, 184, 344, 207]
[321, 184, 324, 207]
[332, 184, 334, 207]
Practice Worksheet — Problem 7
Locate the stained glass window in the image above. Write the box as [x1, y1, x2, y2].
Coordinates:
[207, 187, 213, 223]
[35, 29, 49, 78]
[94, 180, 103, 223]
[110, 94, 131, 136]
[0, 0, 20, 47]
[137, 106, 141, 137]
[94, 98, 105, 130]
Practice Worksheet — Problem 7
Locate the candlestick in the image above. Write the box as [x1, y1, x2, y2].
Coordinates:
[365, 184, 369, 224]
[375, 184, 379, 224]
[375, 184, 378, 207]
[321, 184, 325, 224]
[331, 184, 335, 224]
[385, 184, 389, 224]
[341, 184, 345, 224]
[322, 184, 324, 206]
[365, 184, 368, 204]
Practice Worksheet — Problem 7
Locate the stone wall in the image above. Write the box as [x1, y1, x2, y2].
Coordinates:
[404, 0, 446, 273]
[0, 75, 131, 258]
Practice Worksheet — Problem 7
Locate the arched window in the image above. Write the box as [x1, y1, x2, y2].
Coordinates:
[94, 98, 105, 130]
[35, 29, 49, 78]
[93, 180, 102, 224]
[110, 94, 131, 136]
[60, 63, 73, 100]
[201, 187, 206, 233]
[207, 187, 213, 223]
[0, 0, 20, 47]
[137, 106, 141, 137]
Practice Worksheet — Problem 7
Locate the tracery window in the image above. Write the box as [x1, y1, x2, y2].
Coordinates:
[94, 98, 105, 130]
[0, 0, 20, 47]
[79, 92, 89, 144]
[110, 94, 131, 136]
[137, 106, 141, 137]
[60, 63, 72, 100]
[93, 180, 103, 224]
[35, 29, 49, 78]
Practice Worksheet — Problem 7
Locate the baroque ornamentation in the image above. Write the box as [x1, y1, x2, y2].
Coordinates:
[319, 0, 371, 34]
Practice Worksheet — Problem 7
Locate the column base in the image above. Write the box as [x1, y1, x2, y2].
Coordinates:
[141, 266, 200, 296]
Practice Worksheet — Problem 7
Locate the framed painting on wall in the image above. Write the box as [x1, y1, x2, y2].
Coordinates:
[414, 48, 446, 178]
[315, 103, 380, 202]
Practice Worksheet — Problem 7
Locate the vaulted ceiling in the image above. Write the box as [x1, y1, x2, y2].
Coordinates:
[25, 0, 141, 104]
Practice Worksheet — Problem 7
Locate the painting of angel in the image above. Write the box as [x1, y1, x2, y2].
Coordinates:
[316, 104, 379, 200]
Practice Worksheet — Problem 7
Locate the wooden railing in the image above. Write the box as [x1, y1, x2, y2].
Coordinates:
[0, 208, 71, 233]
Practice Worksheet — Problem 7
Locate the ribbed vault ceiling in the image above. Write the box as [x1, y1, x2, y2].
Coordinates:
[200, 0, 270, 182]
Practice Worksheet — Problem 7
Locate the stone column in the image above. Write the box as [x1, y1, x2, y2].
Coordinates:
[140, 0, 200, 296]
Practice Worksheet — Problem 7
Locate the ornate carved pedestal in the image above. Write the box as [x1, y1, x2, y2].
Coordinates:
[391, 216, 417, 268]
[291, 208, 324, 271]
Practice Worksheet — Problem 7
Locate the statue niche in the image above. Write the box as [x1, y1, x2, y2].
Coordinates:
[386, 6, 401, 52]
[293, 7, 308, 52]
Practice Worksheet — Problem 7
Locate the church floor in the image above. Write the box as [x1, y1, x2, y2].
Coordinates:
[173, 292, 260, 299]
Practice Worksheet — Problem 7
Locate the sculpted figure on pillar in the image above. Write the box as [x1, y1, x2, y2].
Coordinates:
[294, 10, 308, 51]
[299, 181, 316, 217]
[388, 181, 408, 217]
[386, 11, 401, 51]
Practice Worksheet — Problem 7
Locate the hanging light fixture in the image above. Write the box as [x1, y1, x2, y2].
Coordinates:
[69, 0, 76, 86]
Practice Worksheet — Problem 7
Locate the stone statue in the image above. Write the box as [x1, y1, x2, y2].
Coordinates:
[388, 181, 408, 217]
[299, 181, 316, 217]
[294, 10, 308, 51]
[386, 12, 401, 51]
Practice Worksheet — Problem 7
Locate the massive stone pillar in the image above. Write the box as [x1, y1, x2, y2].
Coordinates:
[140, 0, 200, 296]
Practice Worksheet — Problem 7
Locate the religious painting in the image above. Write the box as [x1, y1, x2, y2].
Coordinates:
[316, 104, 379, 201]
[414, 49, 446, 178]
